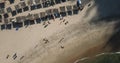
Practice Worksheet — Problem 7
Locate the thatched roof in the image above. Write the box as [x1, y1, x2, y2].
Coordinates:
[14, 4, 20, 10]
[46, 9, 53, 15]
[40, 12, 46, 17]
[20, 2, 26, 8]
[27, 0, 34, 5]
[26, 13, 34, 20]
[59, 6, 66, 12]
[4, 18, 8, 24]
[16, 16, 21, 22]
[66, 5, 72, 11]
[35, 0, 40, 4]
[53, 8, 59, 14]
[73, 5, 78, 10]
[33, 14, 39, 19]
[6, 7, 12, 13]
[16, 16, 26, 22]
[0, 8, 4, 14]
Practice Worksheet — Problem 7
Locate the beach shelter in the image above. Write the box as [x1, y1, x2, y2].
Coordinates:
[61, 0, 66, 2]
[4, 18, 9, 24]
[6, 7, 12, 13]
[4, 13, 9, 18]
[20, 16, 26, 22]
[66, 5, 72, 15]
[34, 0, 40, 4]
[46, 9, 53, 15]
[46, 9, 54, 20]
[11, 10, 17, 16]
[20, 2, 26, 8]
[42, 0, 51, 8]
[0, 2, 5, 9]
[26, 13, 34, 20]
[55, 0, 61, 4]
[34, 14, 39, 19]
[0, 8, 4, 14]
[9, 0, 15, 4]
[0, 14, 2, 22]
[50, 0, 55, 6]
[16, 16, 23, 23]
[0, 19, 2, 22]
[40, 12, 46, 21]
[15, 5, 20, 10]
[73, 5, 79, 14]
[59, 6, 66, 17]
[27, 0, 34, 6]
[0, 15, 2, 20]
[53, 8, 60, 18]
[15, 4, 22, 13]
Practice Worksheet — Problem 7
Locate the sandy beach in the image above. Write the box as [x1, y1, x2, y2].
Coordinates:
[0, 0, 120, 63]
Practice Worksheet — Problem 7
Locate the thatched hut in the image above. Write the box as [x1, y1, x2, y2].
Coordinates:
[59, 6, 66, 17]
[66, 5, 72, 15]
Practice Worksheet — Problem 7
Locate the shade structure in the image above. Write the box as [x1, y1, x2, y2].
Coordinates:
[33, 14, 39, 19]
[46, 9, 53, 15]
[0, 8, 5, 14]
[27, 0, 34, 5]
[0, 15, 2, 19]
[16, 16, 22, 23]
[23, 6, 29, 11]
[53, 8, 60, 18]
[53, 8, 59, 14]
[16, 16, 26, 23]
[55, 0, 61, 4]
[20, 16, 26, 22]
[6, 7, 12, 13]
[26, 13, 34, 20]
[34, 0, 40, 4]
[73, 5, 79, 14]
[14, 4, 21, 10]
[40, 12, 46, 17]
[0, 2, 5, 8]
[73, 5, 78, 10]
[11, 10, 17, 16]
[4, 13, 9, 18]
[20, 2, 26, 8]
[59, 6, 66, 12]
[0, 14, 2, 22]
[0, 19, 2, 23]
[9, 18, 16, 22]
[66, 5, 72, 11]
[4, 18, 9, 24]
[59, 6, 67, 17]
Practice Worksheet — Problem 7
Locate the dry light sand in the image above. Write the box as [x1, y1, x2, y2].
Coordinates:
[0, 0, 118, 63]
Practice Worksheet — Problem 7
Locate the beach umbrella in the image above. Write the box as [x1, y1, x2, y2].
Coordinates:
[6, 7, 12, 13]
[20, 2, 26, 8]
[33, 14, 39, 19]
[0, 8, 4, 14]
[46, 9, 53, 15]
[66, 5, 72, 11]
[40, 12, 46, 17]
[59, 6, 66, 12]
[4, 18, 9, 24]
